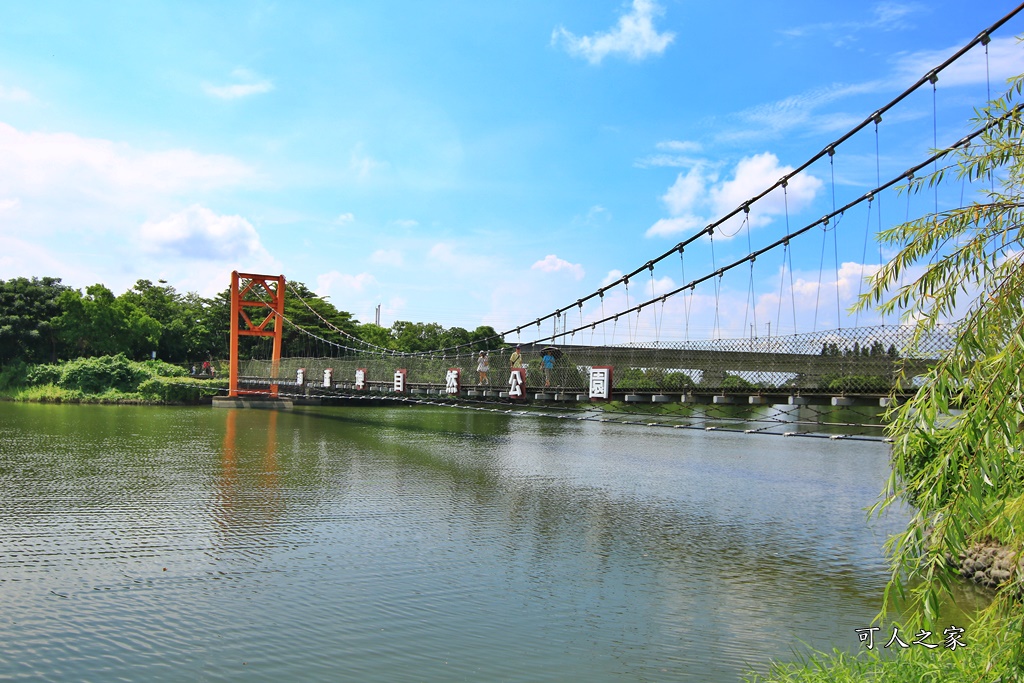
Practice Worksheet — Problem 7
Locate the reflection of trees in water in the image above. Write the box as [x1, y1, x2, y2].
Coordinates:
[580, 401, 888, 437]
[207, 404, 901, 642]
[312, 407, 892, 587]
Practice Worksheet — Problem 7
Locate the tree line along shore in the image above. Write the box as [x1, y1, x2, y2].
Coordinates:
[0, 276, 500, 403]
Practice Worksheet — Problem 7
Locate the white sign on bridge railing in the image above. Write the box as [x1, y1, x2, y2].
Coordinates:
[507, 368, 525, 400]
[355, 368, 366, 390]
[589, 366, 612, 401]
[446, 368, 460, 395]
[393, 369, 407, 394]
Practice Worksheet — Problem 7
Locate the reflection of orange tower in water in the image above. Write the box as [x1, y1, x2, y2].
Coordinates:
[228, 271, 286, 398]
[218, 408, 282, 533]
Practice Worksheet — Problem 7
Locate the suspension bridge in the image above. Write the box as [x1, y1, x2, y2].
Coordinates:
[208, 6, 1023, 442]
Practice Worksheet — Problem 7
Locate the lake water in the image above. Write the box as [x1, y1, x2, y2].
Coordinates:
[0, 401, 911, 681]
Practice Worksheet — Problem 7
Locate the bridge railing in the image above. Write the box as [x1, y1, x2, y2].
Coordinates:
[237, 324, 954, 396]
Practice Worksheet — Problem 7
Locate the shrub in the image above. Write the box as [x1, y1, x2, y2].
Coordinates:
[823, 374, 890, 393]
[663, 371, 695, 389]
[617, 368, 657, 390]
[26, 363, 61, 387]
[722, 374, 755, 390]
[57, 354, 149, 394]
[138, 376, 221, 404]
[0, 360, 29, 390]
[141, 359, 188, 378]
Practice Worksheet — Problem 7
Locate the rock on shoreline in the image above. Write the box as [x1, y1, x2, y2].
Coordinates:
[955, 541, 1020, 590]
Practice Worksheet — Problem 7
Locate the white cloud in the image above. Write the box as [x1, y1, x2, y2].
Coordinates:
[646, 215, 703, 238]
[428, 242, 457, 266]
[635, 139, 705, 168]
[202, 69, 274, 99]
[531, 254, 585, 280]
[645, 275, 677, 297]
[657, 140, 702, 153]
[552, 0, 675, 65]
[0, 84, 33, 103]
[573, 204, 612, 225]
[420, 240, 500, 277]
[717, 81, 883, 144]
[393, 218, 419, 229]
[351, 146, 387, 180]
[661, 165, 708, 215]
[893, 35, 1023, 89]
[316, 270, 377, 295]
[709, 153, 822, 228]
[370, 249, 404, 267]
[0, 122, 276, 299]
[780, 2, 924, 43]
[721, 34, 1019, 144]
[336, 212, 355, 225]
[646, 152, 821, 238]
[0, 233, 89, 283]
[138, 205, 267, 261]
[0, 121, 254, 205]
[601, 269, 624, 287]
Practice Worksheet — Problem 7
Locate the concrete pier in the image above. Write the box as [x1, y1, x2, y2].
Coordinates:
[212, 396, 294, 410]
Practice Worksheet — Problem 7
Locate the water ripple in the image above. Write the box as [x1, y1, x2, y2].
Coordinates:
[0, 403, 916, 681]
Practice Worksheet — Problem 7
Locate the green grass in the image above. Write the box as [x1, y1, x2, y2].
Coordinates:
[746, 615, 1016, 683]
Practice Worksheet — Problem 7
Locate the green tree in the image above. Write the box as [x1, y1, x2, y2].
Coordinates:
[55, 284, 160, 359]
[354, 323, 392, 349]
[119, 279, 188, 361]
[180, 291, 228, 361]
[0, 276, 68, 364]
[389, 321, 446, 352]
[469, 325, 502, 351]
[858, 74, 1024, 674]
[280, 281, 360, 357]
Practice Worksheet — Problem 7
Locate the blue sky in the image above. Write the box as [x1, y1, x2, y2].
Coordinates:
[1, 1, 1022, 342]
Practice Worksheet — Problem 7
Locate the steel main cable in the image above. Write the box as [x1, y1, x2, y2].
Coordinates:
[286, 283, 399, 354]
[278, 6, 1022, 358]
[485, 7, 1022, 347]
[507, 105, 1022, 347]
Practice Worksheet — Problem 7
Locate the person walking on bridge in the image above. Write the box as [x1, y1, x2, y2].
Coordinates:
[477, 350, 490, 385]
[542, 349, 555, 388]
[510, 346, 523, 369]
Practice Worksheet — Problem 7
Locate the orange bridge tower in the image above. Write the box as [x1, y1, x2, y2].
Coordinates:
[228, 271, 286, 398]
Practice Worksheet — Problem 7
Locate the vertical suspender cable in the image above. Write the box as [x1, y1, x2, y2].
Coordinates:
[875, 115, 885, 327]
[777, 242, 788, 336]
[984, 32, 994, 193]
[624, 281, 633, 343]
[710, 231, 721, 339]
[932, 77, 939, 215]
[855, 194, 874, 327]
[788, 242, 797, 335]
[778, 184, 790, 334]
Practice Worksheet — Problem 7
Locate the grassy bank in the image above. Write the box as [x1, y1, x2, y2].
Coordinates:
[746, 609, 1013, 681]
[0, 354, 225, 405]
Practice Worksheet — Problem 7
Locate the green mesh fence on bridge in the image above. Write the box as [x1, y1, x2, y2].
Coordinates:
[238, 323, 954, 396]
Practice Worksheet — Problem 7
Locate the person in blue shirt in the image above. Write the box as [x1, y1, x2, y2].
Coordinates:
[542, 349, 555, 388]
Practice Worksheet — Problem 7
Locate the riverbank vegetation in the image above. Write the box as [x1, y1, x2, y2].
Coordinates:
[748, 74, 1024, 681]
[0, 354, 221, 404]
[0, 277, 501, 402]
[0, 277, 500, 366]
